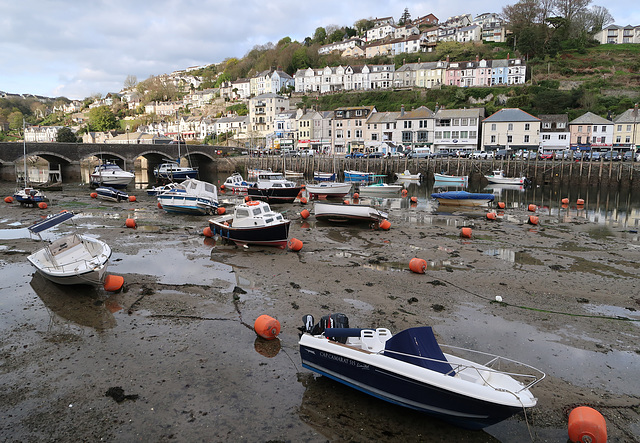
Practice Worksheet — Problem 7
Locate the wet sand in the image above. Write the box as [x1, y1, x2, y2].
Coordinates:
[1, 182, 639, 442]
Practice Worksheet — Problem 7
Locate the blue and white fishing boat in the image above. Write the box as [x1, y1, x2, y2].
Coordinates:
[431, 191, 495, 207]
[222, 173, 251, 192]
[96, 186, 130, 202]
[313, 171, 336, 182]
[146, 182, 180, 196]
[344, 170, 374, 183]
[433, 172, 468, 185]
[157, 178, 218, 215]
[299, 314, 545, 430]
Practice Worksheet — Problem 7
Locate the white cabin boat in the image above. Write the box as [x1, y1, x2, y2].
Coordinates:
[157, 178, 218, 215]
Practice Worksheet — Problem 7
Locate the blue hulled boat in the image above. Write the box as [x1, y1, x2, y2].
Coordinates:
[431, 191, 495, 207]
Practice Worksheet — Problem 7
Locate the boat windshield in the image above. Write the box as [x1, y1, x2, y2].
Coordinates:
[383, 327, 455, 376]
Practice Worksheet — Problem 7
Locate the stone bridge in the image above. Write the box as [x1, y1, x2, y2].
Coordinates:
[0, 142, 237, 182]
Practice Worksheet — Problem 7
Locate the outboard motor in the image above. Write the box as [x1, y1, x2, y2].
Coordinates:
[302, 314, 314, 333]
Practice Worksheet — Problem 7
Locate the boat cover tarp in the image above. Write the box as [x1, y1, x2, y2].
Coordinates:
[383, 327, 455, 376]
[28, 211, 75, 233]
[431, 191, 494, 201]
[324, 328, 366, 338]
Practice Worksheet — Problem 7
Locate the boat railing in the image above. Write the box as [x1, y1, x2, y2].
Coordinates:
[382, 345, 545, 393]
[439, 344, 546, 392]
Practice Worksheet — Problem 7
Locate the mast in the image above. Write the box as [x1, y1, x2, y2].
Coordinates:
[22, 119, 28, 187]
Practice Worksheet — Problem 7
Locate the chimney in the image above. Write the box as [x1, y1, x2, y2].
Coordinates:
[507, 53, 510, 60]
[476, 54, 479, 62]
[401, 105, 405, 116]
[446, 55, 450, 62]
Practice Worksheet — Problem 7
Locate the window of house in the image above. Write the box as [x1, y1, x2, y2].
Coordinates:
[460, 131, 468, 138]
[559, 134, 567, 140]
[372, 133, 378, 141]
[507, 135, 513, 143]
[578, 136, 582, 144]
[490, 135, 496, 143]
[616, 136, 622, 143]
[557, 122, 565, 128]
[543, 134, 551, 140]
[402, 132, 412, 142]
[347, 130, 351, 138]
[491, 123, 496, 131]
[625, 136, 631, 143]
[417, 131, 428, 141]
[508, 123, 513, 131]
[543, 123, 551, 129]
[453, 118, 460, 126]
[452, 131, 459, 139]
[593, 126, 598, 133]
[404, 121, 412, 129]
[435, 131, 442, 139]
[601, 126, 607, 132]
[469, 118, 476, 125]
[356, 110, 362, 116]
[461, 118, 468, 126]
[525, 123, 530, 131]
[592, 136, 597, 143]
[617, 125, 622, 131]
[627, 125, 632, 131]
[443, 131, 451, 139]
[355, 130, 362, 138]
[524, 135, 530, 143]
[336, 130, 343, 138]
[578, 126, 582, 132]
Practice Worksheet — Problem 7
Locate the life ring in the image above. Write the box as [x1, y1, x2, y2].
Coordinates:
[246, 201, 259, 206]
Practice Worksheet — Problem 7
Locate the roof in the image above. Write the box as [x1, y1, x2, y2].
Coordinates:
[366, 111, 401, 124]
[483, 108, 540, 123]
[399, 106, 435, 119]
[612, 108, 640, 124]
[435, 108, 485, 119]
[569, 111, 612, 125]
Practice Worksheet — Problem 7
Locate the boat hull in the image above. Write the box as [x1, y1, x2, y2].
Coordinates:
[96, 187, 129, 202]
[209, 219, 291, 247]
[344, 171, 373, 182]
[306, 182, 352, 199]
[486, 177, 527, 185]
[247, 186, 302, 203]
[432, 191, 494, 207]
[300, 339, 526, 430]
[433, 173, 468, 184]
[314, 172, 336, 182]
[89, 175, 133, 188]
[314, 202, 388, 223]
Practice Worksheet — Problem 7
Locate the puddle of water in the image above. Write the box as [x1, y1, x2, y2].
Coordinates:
[439, 303, 640, 396]
[584, 304, 640, 321]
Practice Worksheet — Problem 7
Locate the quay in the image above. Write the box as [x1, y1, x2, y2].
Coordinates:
[1, 142, 639, 188]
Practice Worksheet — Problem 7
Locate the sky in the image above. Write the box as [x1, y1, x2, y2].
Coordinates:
[1, 0, 636, 101]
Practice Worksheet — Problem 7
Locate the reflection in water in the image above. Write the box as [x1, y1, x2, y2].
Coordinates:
[29, 272, 117, 330]
[253, 336, 281, 358]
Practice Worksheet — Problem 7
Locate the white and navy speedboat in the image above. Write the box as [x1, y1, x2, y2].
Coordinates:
[96, 186, 129, 202]
[27, 211, 112, 286]
[208, 200, 290, 248]
[89, 163, 135, 188]
[246, 171, 302, 204]
[13, 187, 48, 207]
[222, 173, 251, 192]
[299, 314, 545, 430]
[153, 161, 198, 181]
[157, 178, 218, 215]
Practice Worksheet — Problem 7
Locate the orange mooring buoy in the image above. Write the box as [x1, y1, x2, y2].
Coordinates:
[300, 209, 310, 219]
[410, 196, 418, 203]
[486, 212, 497, 220]
[125, 218, 136, 228]
[157, 202, 162, 209]
[254, 314, 281, 340]
[38, 202, 48, 209]
[300, 197, 308, 205]
[568, 406, 607, 443]
[245, 195, 251, 202]
[128, 195, 136, 202]
[528, 204, 537, 212]
[379, 219, 391, 230]
[409, 258, 427, 274]
[203, 226, 213, 237]
[460, 227, 472, 238]
[497, 201, 506, 209]
[4, 196, 13, 203]
[216, 206, 226, 215]
[90, 192, 98, 198]
[528, 215, 539, 225]
[353, 192, 359, 199]
[401, 189, 408, 196]
[561, 198, 569, 204]
[103, 275, 124, 292]
[288, 238, 303, 251]
[577, 198, 585, 205]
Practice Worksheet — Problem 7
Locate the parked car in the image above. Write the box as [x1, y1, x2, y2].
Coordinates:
[470, 151, 487, 159]
[429, 151, 452, 159]
[407, 151, 430, 159]
[538, 151, 554, 160]
[622, 151, 634, 162]
[299, 149, 315, 158]
[281, 149, 299, 157]
[495, 149, 512, 160]
[367, 151, 384, 158]
[602, 151, 621, 161]
[589, 151, 602, 162]
[345, 152, 365, 158]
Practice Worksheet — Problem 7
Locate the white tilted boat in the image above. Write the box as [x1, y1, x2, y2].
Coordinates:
[89, 162, 135, 188]
[157, 178, 219, 215]
[27, 211, 112, 286]
[306, 182, 352, 199]
[314, 202, 387, 223]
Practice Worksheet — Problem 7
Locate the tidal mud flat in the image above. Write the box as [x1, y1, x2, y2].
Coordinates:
[1, 183, 639, 442]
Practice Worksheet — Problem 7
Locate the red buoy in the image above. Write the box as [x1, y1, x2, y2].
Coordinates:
[254, 314, 281, 340]
[203, 227, 213, 237]
[157, 202, 162, 209]
[410, 196, 418, 203]
[288, 238, 303, 251]
[352, 192, 359, 199]
[38, 202, 48, 209]
[379, 219, 391, 230]
[4, 196, 13, 203]
[568, 406, 607, 443]
[300, 209, 310, 219]
[460, 227, 472, 238]
[409, 258, 427, 274]
[128, 195, 136, 202]
[486, 212, 497, 220]
[216, 206, 226, 215]
[245, 195, 251, 202]
[528, 215, 539, 225]
[103, 275, 124, 292]
[497, 201, 506, 209]
[125, 218, 136, 228]
[577, 198, 585, 205]
[401, 189, 408, 196]
[90, 192, 98, 198]
[300, 197, 308, 204]
[561, 198, 569, 204]
[528, 204, 537, 212]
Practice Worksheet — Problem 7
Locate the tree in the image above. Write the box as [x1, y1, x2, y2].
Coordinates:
[552, 0, 592, 37]
[584, 5, 613, 33]
[313, 27, 327, 45]
[354, 18, 374, 35]
[398, 8, 411, 25]
[88, 106, 118, 131]
[124, 75, 138, 90]
[8, 111, 24, 132]
[56, 127, 78, 142]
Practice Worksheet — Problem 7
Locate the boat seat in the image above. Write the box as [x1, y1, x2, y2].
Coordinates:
[376, 328, 392, 344]
[360, 329, 384, 353]
[49, 235, 82, 256]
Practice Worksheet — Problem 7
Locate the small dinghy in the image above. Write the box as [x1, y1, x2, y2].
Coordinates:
[299, 313, 545, 430]
[27, 211, 112, 286]
[96, 186, 130, 202]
